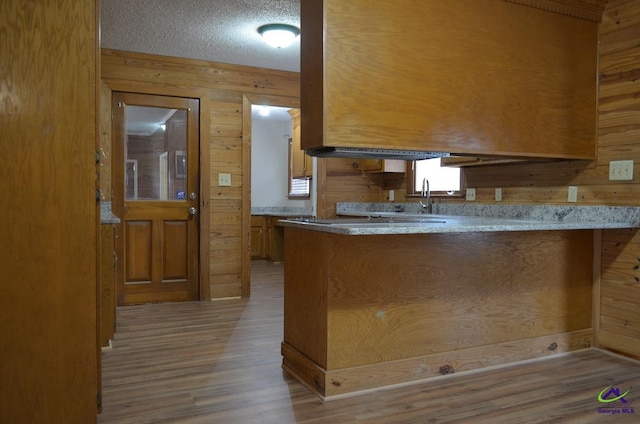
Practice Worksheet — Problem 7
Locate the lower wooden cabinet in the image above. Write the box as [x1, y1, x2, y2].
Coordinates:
[251, 215, 285, 262]
[251, 216, 266, 258]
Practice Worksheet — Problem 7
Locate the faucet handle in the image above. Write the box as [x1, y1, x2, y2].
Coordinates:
[419, 200, 433, 214]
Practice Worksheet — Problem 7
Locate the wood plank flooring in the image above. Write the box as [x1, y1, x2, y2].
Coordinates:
[99, 260, 640, 423]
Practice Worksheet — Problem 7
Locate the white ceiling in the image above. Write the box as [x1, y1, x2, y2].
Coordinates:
[100, 0, 301, 72]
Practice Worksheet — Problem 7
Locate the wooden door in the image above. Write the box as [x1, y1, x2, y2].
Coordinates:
[113, 92, 200, 305]
[1, 0, 99, 420]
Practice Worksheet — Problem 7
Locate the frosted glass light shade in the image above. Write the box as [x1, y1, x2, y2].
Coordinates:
[258, 24, 299, 49]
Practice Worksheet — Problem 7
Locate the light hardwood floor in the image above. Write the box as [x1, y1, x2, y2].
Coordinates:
[99, 260, 640, 423]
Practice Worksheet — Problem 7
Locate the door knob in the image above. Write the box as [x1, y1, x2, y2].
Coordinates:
[189, 207, 198, 216]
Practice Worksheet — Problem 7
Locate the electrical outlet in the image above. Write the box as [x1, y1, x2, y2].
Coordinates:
[466, 188, 476, 201]
[495, 188, 502, 202]
[609, 160, 634, 181]
[568, 186, 578, 203]
[218, 173, 231, 187]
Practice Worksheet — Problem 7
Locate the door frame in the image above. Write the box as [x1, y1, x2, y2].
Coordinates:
[103, 81, 211, 301]
[241, 94, 300, 297]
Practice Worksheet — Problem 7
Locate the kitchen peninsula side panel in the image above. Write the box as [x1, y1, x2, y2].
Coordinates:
[282, 229, 594, 397]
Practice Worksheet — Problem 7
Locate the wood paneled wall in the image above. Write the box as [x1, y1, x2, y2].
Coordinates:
[101, 50, 299, 299]
[1, 0, 99, 422]
[317, 158, 384, 218]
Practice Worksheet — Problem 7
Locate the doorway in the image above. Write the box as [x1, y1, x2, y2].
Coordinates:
[112, 92, 200, 305]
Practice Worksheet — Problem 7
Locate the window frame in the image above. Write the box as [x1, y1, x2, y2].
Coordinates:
[288, 176, 311, 199]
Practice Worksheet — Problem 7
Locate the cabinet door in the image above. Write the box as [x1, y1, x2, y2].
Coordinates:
[250, 216, 265, 258]
[265, 219, 273, 259]
[290, 129, 306, 178]
[289, 110, 312, 178]
[300, 0, 597, 160]
[251, 227, 265, 258]
[303, 151, 313, 178]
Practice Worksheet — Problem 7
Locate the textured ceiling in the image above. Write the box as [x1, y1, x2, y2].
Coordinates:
[100, 0, 300, 72]
[100, 0, 605, 74]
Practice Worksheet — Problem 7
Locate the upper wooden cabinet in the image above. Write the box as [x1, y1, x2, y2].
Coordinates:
[360, 159, 406, 174]
[288, 109, 313, 179]
[300, 0, 598, 160]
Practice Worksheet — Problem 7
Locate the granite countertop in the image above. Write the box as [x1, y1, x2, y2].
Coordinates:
[100, 202, 120, 224]
[278, 203, 640, 235]
[251, 207, 313, 217]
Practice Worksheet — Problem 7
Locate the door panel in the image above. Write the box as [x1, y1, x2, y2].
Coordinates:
[125, 221, 152, 282]
[113, 92, 200, 305]
[163, 221, 188, 279]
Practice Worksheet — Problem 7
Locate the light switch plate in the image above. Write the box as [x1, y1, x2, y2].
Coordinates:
[609, 160, 634, 181]
[218, 173, 231, 187]
[568, 186, 578, 203]
[466, 188, 476, 201]
[495, 188, 502, 202]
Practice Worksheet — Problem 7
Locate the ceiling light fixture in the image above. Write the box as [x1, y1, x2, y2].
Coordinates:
[258, 24, 300, 49]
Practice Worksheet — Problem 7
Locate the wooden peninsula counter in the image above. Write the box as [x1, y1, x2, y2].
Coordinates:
[279, 213, 637, 399]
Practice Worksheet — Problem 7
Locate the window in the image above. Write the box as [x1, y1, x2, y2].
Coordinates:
[289, 176, 310, 198]
[409, 158, 462, 196]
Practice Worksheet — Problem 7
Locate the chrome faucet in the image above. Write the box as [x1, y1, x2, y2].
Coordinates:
[419, 178, 432, 214]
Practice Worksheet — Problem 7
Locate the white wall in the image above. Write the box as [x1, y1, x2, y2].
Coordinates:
[251, 106, 312, 209]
